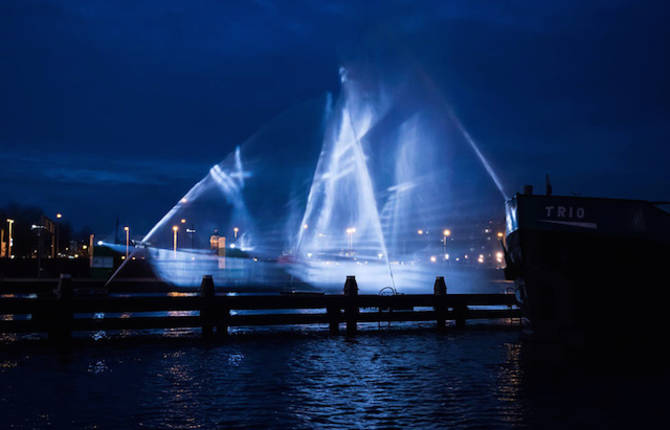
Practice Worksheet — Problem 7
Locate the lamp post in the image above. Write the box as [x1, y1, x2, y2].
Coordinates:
[442, 229, 451, 253]
[55, 213, 62, 257]
[124, 226, 129, 258]
[233, 227, 239, 240]
[186, 228, 196, 249]
[31, 224, 47, 278]
[6, 219, 14, 258]
[172, 226, 179, 255]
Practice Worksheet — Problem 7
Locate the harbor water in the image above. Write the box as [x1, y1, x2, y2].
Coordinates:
[1, 324, 667, 429]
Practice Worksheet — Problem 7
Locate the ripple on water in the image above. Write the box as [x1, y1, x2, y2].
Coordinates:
[0, 330, 668, 429]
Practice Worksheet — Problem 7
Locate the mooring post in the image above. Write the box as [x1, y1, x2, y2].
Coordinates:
[49, 273, 73, 341]
[217, 304, 230, 337]
[200, 275, 215, 338]
[343, 275, 358, 335]
[454, 298, 467, 329]
[327, 304, 340, 334]
[433, 276, 447, 330]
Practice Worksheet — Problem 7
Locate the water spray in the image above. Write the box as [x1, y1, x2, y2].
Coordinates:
[446, 106, 508, 201]
[344, 107, 397, 290]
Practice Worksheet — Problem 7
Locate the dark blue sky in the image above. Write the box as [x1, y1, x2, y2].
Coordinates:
[1, 0, 669, 234]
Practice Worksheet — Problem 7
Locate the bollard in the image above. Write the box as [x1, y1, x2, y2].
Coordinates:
[200, 275, 215, 337]
[327, 305, 340, 334]
[343, 276, 358, 335]
[217, 303, 230, 337]
[454, 300, 467, 329]
[49, 273, 73, 341]
[433, 276, 447, 330]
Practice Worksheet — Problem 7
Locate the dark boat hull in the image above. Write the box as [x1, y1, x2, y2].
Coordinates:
[504, 194, 670, 347]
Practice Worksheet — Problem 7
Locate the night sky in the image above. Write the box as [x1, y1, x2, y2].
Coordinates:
[2, 0, 669, 235]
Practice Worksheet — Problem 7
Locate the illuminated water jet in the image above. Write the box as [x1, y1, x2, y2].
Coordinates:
[446, 106, 509, 201]
[108, 67, 510, 294]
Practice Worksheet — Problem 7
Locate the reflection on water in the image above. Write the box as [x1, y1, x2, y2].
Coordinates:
[1, 330, 667, 429]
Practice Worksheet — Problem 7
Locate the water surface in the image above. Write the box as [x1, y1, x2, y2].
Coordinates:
[0, 327, 666, 429]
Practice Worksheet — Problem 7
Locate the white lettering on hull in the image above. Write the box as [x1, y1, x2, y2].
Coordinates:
[545, 206, 585, 219]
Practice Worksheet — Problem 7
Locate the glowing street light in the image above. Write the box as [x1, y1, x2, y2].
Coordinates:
[233, 227, 239, 239]
[430, 255, 437, 263]
[186, 228, 196, 248]
[124, 226, 129, 258]
[417, 229, 424, 235]
[497, 232, 504, 239]
[55, 213, 63, 257]
[303, 223, 309, 230]
[30, 224, 47, 277]
[6, 218, 14, 258]
[442, 229, 451, 252]
[180, 218, 186, 224]
[172, 225, 179, 254]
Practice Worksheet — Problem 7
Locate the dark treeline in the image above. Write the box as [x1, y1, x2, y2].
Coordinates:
[0, 203, 93, 258]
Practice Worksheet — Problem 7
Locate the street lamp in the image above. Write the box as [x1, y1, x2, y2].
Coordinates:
[124, 226, 129, 258]
[55, 213, 63, 257]
[233, 227, 239, 239]
[31, 224, 47, 277]
[172, 226, 179, 254]
[180, 218, 186, 224]
[6, 219, 14, 258]
[186, 228, 196, 249]
[442, 229, 451, 252]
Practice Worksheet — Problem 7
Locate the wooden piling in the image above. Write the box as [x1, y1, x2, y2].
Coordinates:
[454, 299, 467, 329]
[344, 276, 358, 335]
[49, 273, 73, 341]
[327, 305, 340, 334]
[216, 306, 230, 336]
[200, 275, 215, 337]
[433, 276, 447, 330]
[216, 300, 230, 337]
